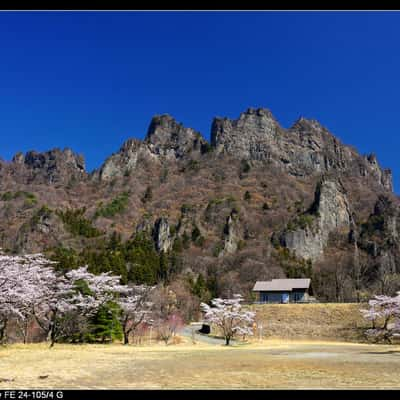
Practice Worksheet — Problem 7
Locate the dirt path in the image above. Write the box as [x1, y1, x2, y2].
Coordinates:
[180, 323, 236, 345]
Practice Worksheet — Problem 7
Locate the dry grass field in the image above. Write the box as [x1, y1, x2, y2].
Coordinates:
[1, 339, 400, 389]
[248, 303, 370, 342]
[0, 303, 395, 389]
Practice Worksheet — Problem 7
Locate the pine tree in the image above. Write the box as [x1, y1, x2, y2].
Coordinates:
[206, 266, 219, 299]
[85, 302, 123, 343]
[192, 273, 211, 302]
[158, 251, 169, 283]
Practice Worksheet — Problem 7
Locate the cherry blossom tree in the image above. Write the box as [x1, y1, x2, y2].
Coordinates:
[117, 285, 154, 345]
[0, 253, 156, 346]
[0, 253, 57, 344]
[65, 266, 130, 312]
[361, 292, 400, 343]
[200, 294, 256, 345]
[34, 266, 130, 346]
[31, 267, 79, 347]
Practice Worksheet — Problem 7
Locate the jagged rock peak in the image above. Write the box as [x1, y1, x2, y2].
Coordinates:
[366, 153, 378, 163]
[8, 147, 86, 185]
[145, 114, 206, 153]
[12, 152, 25, 164]
[363, 153, 393, 192]
[211, 107, 281, 159]
[95, 137, 151, 181]
[239, 107, 276, 119]
[289, 116, 328, 133]
[144, 114, 207, 159]
[146, 114, 184, 140]
[211, 106, 392, 192]
[27, 148, 85, 171]
[119, 138, 143, 152]
[96, 115, 209, 181]
[212, 107, 280, 133]
[11, 147, 85, 171]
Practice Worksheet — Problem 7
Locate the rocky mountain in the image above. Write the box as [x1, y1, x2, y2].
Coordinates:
[0, 107, 398, 302]
[212, 108, 392, 191]
[3, 148, 86, 186]
[95, 114, 207, 181]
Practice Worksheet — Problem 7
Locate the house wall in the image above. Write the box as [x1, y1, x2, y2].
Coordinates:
[258, 289, 308, 303]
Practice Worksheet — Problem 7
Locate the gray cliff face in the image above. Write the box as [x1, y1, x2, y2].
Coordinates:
[95, 107, 392, 191]
[211, 109, 392, 191]
[97, 139, 156, 181]
[211, 108, 280, 161]
[9, 148, 86, 185]
[219, 211, 241, 257]
[283, 228, 324, 262]
[281, 179, 352, 262]
[359, 195, 400, 257]
[97, 115, 207, 181]
[317, 180, 352, 235]
[286, 118, 353, 176]
[374, 195, 399, 240]
[363, 154, 393, 192]
[152, 217, 174, 253]
[146, 114, 207, 159]
[357, 193, 400, 277]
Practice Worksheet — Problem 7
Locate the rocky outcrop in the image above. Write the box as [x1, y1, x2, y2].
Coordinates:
[280, 179, 352, 261]
[94, 107, 392, 191]
[14, 206, 66, 253]
[0, 103, 396, 308]
[146, 114, 207, 159]
[219, 210, 241, 257]
[211, 108, 280, 161]
[211, 108, 392, 191]
[152, 217, 174, 253]
[286, 117, 354, 176]
[0, 105, 397, 303]
[358, 194, 400, 260]
[363, 154, 393, 192]
[9, 148, 86, 185]
[176, 205, 197, 237]
[96, 115, 208, 181]
[3, 107, 392, 194]
[97, 139, 156, 181]
[135, 217, 154, 236]
[373, 195, 399, 240]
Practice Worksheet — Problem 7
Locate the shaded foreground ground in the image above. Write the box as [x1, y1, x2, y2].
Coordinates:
[1, 340, 400, 389]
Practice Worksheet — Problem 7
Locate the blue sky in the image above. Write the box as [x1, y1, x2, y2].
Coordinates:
[1, 11, 400, 191]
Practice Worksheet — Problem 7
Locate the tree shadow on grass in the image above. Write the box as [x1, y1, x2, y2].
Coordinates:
[361, 350, 400, 355]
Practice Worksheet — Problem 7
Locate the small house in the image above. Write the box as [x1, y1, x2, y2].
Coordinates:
[252, 278, 313, 303]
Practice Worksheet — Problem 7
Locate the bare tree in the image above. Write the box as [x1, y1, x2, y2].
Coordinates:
[375, 254, 400, 296]
[157, 313, 184, 345]
[152, 286, 184, 345]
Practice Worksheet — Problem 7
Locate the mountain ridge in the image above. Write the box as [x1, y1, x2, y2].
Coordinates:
[0, 106, 398, 304]
[2, 108, 393, 193]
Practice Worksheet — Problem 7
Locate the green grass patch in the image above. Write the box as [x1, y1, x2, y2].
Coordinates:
[95, 192, 130, 218]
